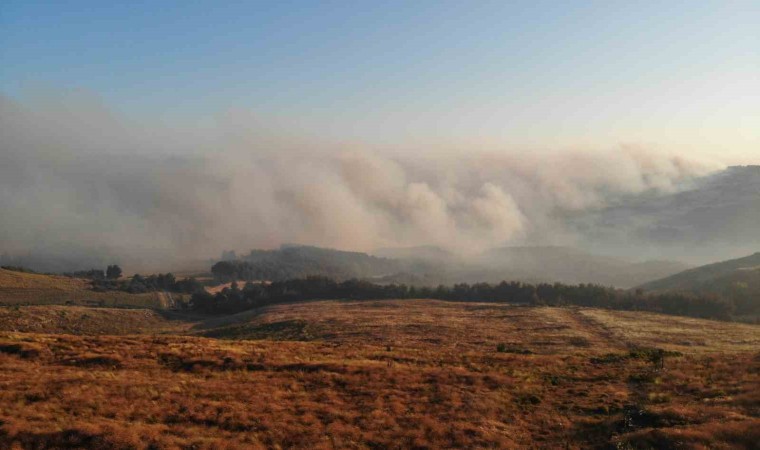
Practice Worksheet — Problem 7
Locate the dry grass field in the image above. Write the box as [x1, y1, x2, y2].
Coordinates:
[0, 306, 188, 335]
[0, 299, 758, 449]
[0, 268, 167, 309]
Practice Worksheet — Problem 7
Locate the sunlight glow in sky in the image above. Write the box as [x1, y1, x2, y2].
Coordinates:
[1, 1, 758, 161]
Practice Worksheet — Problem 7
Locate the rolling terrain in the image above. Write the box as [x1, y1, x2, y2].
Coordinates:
[0, 268, 166, 309]
[0, 306, 185, 335]
[638, 252, 760, 292]
[573, 165, 760, 261]
[1, 299, 758, 449]
[217, 244, 690, 288]
[638, 252, 760, 320]
[480, 246, 690, 288]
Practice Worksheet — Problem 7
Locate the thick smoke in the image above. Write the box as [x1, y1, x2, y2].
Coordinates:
[0, 92, 721, 270]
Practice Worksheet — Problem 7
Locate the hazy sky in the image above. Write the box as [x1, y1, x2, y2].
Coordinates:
[1, 1, 758, 160]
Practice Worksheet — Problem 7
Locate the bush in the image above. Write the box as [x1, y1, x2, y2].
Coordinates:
[496, 343, 532, 354]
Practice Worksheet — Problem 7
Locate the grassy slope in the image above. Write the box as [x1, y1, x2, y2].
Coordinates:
[0, 306, 189, 335]
[0, 268, 90, 290]
[0, 299, 758, 449]
[0, 268, 165, 308]
[637, 252, 760, 319]
[638, 252, 760, 292]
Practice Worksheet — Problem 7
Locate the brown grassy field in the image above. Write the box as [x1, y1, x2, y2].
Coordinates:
[0, 268, 167, 309]
[0, 306, 188, 335]
[0, 299, 758, 449]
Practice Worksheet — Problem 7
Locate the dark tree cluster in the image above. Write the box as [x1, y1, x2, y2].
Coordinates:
[210, 261, 252, 283]
[191, 276, 735, 320]
[92, 272, 203, 295]
[63, 269, 106, 280]
[210, 245, 406, 282]
[62, 264, 122, 280]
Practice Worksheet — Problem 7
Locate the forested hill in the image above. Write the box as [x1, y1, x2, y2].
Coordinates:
[637, 252, 760, 318]
[212, 245, 431, 281]
[212, 245, 690, 288]
[639, 252, 760, 291]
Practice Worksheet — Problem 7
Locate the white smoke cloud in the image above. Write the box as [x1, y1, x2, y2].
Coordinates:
[0, 91, 723, 269]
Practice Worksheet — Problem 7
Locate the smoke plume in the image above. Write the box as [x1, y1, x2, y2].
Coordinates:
[0, 91, 722, 271]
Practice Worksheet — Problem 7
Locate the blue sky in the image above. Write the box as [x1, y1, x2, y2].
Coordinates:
[1, 1, 758, 158]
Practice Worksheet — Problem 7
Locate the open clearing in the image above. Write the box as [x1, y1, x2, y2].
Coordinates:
[1, 299, 758, 449]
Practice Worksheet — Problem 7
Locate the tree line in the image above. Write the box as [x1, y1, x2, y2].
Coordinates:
[209, 246, 426, 282]
[58, 264, 203, 294]
[63, 265, 123, 280]
[190, 276, 735, 320]
[92, 272, 203, 294]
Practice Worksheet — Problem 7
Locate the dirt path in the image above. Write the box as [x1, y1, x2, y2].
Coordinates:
[153, 291, 176, 309]
[561, 307, 630, 350]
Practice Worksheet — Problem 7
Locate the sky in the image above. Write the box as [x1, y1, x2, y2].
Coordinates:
[1, 0, 759, 160]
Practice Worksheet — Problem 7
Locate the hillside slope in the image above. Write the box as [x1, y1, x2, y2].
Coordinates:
[240, 245, 404, 280]
[0, 268, 164, 308]
[639, 252, 760, 290]
[574, 165, 760, 261]
[638, 252, 760, 317]
[0, 268, 89, 290]
[481, 246, 690, 288]
[0, 306, 183, 334]
[230, 245, 689, 288]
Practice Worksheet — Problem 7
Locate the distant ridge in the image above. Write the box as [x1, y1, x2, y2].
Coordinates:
[637, 251, 760, 318]
[573, 165, 760, 261]
[638, 252, 760, 292]
[372, 245, 455, 262]
[227, 244, 690, 288]
[239, 245, 403, 280]
[482, 246, 690, 288]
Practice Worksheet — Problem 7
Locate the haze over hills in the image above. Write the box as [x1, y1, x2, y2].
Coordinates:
[239, 245, 402, 280]
[0, 79, 742, 271]
[213, 244, 691, 288]
[479, 246, 690, 288]
[372, 245, 458, 263]
[2, 164, 755, 275]
[572, 165, 760, 262]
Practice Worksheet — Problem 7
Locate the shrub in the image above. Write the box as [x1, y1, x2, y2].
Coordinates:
[0, 343, 43, 359]
[496, 344, 532, 354]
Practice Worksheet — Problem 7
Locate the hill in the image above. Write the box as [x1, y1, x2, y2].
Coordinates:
[0, 306, 184, 335]
[372, 245, 457, 262]
[638, 252, 760, 318]
[0, 299, 758, 449]
[239, 245, 402, 280]
[0, 267, 89, 291]
[226, 245, 689, 288]
[480, 246, 690, 288]
[0, 268, 165, 309]
[574, 165, 760, 261]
